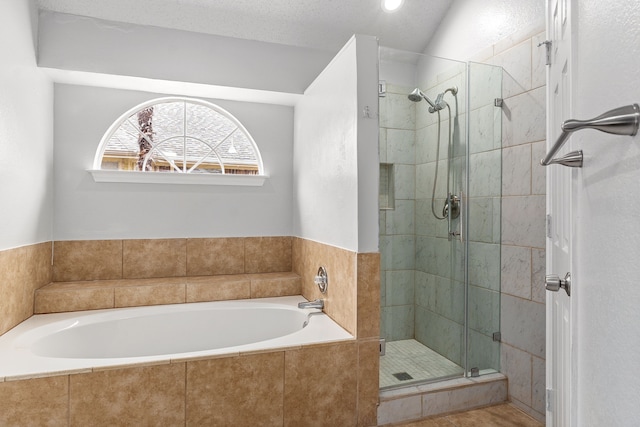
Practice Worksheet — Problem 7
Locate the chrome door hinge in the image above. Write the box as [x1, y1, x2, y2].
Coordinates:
[379, 80, 386, 97]
[546, 214, 552, 238]
[546, 388, 553, 412]
[492, 332, 501, 342]
[538, 40, 552, 65]
[379, 338, 386, 356]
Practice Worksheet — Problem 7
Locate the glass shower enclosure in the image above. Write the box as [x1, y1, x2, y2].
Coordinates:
[379, 48, 503, 389]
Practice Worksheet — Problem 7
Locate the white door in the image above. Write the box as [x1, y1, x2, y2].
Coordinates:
[569, 1, 640, 425]
[546, 1, 640, 426]
[545, 0, 576, 425]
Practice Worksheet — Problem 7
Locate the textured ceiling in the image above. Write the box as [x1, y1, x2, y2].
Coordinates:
[37, 0, 453, 53]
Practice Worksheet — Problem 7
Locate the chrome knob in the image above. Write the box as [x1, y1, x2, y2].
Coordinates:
[314, 266, 328, 294]
[545, 272, 571, 296]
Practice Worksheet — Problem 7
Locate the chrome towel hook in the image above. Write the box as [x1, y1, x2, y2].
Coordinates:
[541, 104, 640, 168]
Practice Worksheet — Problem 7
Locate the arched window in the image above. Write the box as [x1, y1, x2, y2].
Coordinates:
[93, 97, 264, 177]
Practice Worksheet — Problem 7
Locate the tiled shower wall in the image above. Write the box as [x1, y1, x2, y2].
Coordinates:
[414, 66, 468, 367]
[479, 26, 547, 422]
[379, 83, 417, 341]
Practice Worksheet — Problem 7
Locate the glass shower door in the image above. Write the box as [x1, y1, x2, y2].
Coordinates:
[379, 50, 469, 388]
[464, 61, 503, 376]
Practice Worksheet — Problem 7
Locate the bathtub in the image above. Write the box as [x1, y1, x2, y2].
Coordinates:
[0, 296, 352, 380]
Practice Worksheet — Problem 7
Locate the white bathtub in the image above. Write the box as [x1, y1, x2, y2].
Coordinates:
[0, 296, 352, 380]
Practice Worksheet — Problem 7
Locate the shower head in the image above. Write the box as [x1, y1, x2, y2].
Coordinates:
[408, 88, 438, 110]
[408, 88, 424, 102]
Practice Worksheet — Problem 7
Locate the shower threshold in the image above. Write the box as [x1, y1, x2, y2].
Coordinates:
[378, 340, 506, 424]
[377, 372, 508, 425]
[379, 339, 463, 389]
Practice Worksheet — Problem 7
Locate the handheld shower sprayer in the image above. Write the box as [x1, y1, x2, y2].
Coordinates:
[434, 86, 458, 111]
[407, 85, 460, 224]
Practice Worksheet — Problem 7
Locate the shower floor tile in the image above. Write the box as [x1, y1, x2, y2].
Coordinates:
[380, 339, 464, 389]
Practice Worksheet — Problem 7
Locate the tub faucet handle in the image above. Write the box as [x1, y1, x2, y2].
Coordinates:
[314, 266, 328, 293]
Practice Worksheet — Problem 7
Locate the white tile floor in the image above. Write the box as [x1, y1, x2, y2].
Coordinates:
[380, 339, 464, 388]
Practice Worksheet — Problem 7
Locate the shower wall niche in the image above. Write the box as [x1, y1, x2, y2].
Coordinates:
[379, 49, 502, 388]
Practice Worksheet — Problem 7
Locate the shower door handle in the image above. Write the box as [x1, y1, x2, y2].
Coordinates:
[545, 272, 571, 296]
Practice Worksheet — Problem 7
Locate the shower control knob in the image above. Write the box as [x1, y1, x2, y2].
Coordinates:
[314, 266, 328, 294]
[545, 272, 571, 296]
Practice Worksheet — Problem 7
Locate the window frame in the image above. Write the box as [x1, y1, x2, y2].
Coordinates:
[89, 96, 267, 186]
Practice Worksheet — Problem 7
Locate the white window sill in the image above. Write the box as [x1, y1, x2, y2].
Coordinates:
[88, 170, 268, 186]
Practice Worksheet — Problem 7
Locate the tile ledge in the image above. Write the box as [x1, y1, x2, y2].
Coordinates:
[41, 271, 300, 291]
[379, 373, 507, 401]
[35, 272, 301, 314]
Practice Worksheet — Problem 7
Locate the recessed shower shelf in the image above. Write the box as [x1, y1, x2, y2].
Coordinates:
[379, 163, 395, 210]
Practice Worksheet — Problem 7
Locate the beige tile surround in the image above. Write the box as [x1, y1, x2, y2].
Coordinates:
[0, 342, 368, 426]
[292, 237, 381, 426]
[0, 237, 381, 426]
[52, 237, 293, 283]
[34, 237, 296, 313]
[0, 242, 51, 336]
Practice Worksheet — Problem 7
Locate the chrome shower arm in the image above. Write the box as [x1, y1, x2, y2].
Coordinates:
[541, 104, 639, 167]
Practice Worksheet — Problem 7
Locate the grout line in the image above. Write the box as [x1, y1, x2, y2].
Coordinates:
[530, 37, 535, 94]
[67, 374, 71, 426]
[282, 349, 287, 424]
[242, 237, 246, 275]
[355, 340, 360, 425]
[120, 239, 124, 280]
[183, 362, 187, 427]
